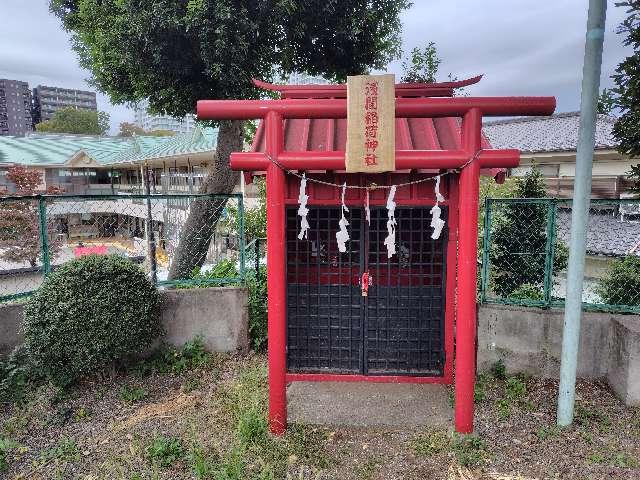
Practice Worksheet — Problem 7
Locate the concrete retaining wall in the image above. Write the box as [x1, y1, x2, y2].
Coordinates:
[160, 287, 249, 354]
[0, 286, 249, 358]
[0, 303, 25, 357]
[478, 304, 640, 406]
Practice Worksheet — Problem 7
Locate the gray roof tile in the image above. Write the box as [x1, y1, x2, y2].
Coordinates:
[483, 112, 617, 153]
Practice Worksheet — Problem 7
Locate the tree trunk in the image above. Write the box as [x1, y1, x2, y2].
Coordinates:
[167, 120, 243, 280]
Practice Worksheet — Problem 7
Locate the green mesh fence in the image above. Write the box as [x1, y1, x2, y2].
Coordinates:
[0, 193, 245, 302]
[480, 197, 640, 314]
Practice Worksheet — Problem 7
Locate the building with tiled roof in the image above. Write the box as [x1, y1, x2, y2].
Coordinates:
[483, 112, 635, 198]
[0, 127, 218, 194]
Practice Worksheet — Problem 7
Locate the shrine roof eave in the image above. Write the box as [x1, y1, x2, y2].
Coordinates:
[252, 75, 483, 99]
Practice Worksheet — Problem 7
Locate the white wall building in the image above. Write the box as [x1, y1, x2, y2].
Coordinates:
[285, 73, 330, 85]
[134, 99, 196, 135]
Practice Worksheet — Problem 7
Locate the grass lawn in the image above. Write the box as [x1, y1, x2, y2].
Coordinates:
[1, 349, 639, 479]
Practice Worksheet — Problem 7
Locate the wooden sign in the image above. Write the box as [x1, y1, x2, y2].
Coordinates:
[346, 74, 395, 173]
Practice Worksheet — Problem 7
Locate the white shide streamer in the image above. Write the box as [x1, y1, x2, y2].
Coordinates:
[365, 189, 371, 225]
[297, 173, 310, 240]
[336, 182, 350, 253]
[430, 175, 446, 240]
[384, 185, 397, 257]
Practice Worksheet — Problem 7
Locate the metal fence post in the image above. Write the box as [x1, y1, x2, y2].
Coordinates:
[479, 198, 493, 303]
[543, 199, 558, 307]
[237, 194, 246, 282]
[37, 196, 51, 276]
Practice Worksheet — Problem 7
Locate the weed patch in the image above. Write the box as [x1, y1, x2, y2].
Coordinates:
[39, 437, 79, 463]
[131, 337, 217, 377]
[490, 359, 507, 380]
[0, 438, 20, 473]
[146, 436, 185, 468]
[119, 386, 148, 404]
[452, 434, 488, 467]
[535, 425, 561, 441]
[411, 429, 450, 456]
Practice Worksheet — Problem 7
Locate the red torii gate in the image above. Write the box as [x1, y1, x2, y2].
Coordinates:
[198, 77, 555, 434]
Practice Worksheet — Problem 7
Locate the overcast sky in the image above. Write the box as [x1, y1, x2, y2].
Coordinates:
[0, 0, 632, 135]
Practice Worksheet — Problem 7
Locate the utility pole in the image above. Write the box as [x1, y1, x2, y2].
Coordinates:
[557, 0, 607, 426]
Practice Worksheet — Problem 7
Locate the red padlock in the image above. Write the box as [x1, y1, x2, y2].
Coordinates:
[361, 271, 373, 297]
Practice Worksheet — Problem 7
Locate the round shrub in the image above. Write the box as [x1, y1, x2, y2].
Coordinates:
[596, 255, 640, 307]
[23, 254, 161, 386]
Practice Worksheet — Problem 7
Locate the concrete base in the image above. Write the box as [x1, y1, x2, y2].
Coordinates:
[287, 381, 453, 427]
[477, 304, 612, 378]
[160, 286, 249, 354]
[607, 317, 640, 407]
[0, 302, 24, 357]
[478, 304, 640, 406]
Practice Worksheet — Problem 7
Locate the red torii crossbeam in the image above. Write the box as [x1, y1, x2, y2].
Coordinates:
[198, 83, 555, 435]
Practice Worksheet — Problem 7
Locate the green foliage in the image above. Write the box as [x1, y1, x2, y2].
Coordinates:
[119, 385, 148, 404]
[225, 177, 266, 240]
[50, 0, 410, 117]
[400, 41, 467, 95]
[131, 337, 215, 377]
[40, 437, 80, 463]
[504, 376, 526, 400]
[508, 284, 544, 301]
[411, 429, 450, 456]
[401, 42, 441, 83]
[489, 168, 568, 298]
[35, 107, 109, 135]
[613, 2, 640, 157]
[247, 266, 268, 351]
[596, 255, 640, 306]
[0, 438, 20, 473]
[23, 255, 161, 387]
[597, 88, 616, 115]
[146, 436, 185, 468]
[452, 434, 487, 467]
[629, 164, 640, 196]
[236, 407, 269, 446]
[212, 361, 329, 478]
[0, 345, 36, 404]
[191, 259, 238, 284]
[490, 359, 507, 380]
[474, 373, 488, 403]
[535, 425, 561, 441]
[493, 375, 528, 419]
[182, 378, 202, 393]
[188, 446, 216, 478]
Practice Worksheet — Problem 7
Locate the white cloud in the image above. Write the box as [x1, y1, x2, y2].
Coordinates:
[0, 0, 633, 133]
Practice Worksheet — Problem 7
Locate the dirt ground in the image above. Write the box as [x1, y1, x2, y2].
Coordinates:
[1, 352, 638, 480]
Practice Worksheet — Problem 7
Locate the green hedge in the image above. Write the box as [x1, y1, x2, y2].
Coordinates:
[597, 256, 640, 307]
[23, 254, 162, 387]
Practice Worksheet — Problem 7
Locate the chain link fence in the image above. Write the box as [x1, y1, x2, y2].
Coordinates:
[480, 197, 640, 314]
[245, 237, 267, 276]
[0, 193, 245, 302]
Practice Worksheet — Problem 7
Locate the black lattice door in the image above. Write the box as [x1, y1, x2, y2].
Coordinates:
[285, 205, 446, 376]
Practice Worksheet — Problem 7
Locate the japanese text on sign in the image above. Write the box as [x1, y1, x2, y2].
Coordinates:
[346, 74, 395, 173]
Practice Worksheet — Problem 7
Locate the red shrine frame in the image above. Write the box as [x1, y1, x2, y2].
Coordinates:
[197, 77, 556, 434]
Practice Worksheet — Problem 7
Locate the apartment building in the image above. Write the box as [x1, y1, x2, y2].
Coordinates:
[32, 85, 97, 124]
[134, 99, 196, 135]
[0, 79, 33, 136]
